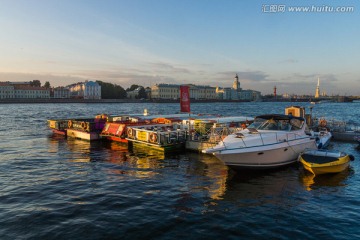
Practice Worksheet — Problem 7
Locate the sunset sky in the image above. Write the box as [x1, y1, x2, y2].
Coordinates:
[1, 0, 359, 95]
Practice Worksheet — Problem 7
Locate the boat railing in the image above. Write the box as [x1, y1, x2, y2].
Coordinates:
[126, 125, 187, 146]
[186, 125, 243, 143]
[223, 131, 310, 149]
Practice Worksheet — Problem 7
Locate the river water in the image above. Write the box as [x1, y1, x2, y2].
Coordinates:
[1, 102, 360, 239]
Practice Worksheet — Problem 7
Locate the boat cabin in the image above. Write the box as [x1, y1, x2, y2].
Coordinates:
[248, 114, 305, 131]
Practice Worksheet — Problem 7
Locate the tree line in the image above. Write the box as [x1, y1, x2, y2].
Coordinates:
[30, 80, 50, 88]
[96, 81, 147, 99]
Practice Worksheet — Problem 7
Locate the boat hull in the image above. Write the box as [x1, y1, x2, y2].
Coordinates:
[300, 152, 351, 175]
[67, 129, 100, 141]
[129, 140, 184, 152]
[213, 140, 316, 169]
[332, 131, 359, 141]
[102, 135, 128, 143]
[51, 129, 67, 136]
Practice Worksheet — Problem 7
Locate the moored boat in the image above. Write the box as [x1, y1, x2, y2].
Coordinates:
[312, 128, 332, 149]
[316, 119, 360, 141]
[202, 114, 317, 169]
[47, 119, 69, 135]
[66, 114, 108, 141]
[100, 114, 183, 143]
[299, 149, 355, 175]
[100, 115, 153, 143]
[100, 121, 148, 143]
[126, 123, 188, 152]
[332, 130, 360, 141]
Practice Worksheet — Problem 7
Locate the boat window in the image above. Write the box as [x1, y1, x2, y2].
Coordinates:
[279, 120, 291, 131]
[247, 119, 265, 129]
[262, 119, 279, 130]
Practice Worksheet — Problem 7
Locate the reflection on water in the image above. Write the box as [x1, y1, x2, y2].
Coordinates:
[299, 167, 354, 191]
[48, 134, 231, 200]
[222, 165, 302, 208]
[129, 142, 166, 161]
[191, 153, 229, 200]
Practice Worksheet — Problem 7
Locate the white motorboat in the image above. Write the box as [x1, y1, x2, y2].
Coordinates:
[312, 128, 332, 149]
[202, 114, 317, 169]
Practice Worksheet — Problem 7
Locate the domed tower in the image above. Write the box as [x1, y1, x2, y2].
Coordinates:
[232, 74, 241, 91]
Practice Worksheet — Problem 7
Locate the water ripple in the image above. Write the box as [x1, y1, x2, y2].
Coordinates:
[1, 102, 360, 239]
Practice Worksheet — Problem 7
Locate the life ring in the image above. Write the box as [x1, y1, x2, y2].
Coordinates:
[127, 128, 133, 138]
[319, 119, 327, 127]
[68, 120, 73, 129]
[149, 133, 158, 143]
[81, 121, 86, 130]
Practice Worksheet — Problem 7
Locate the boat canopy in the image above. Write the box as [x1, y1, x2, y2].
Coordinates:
[255, 114, 305, 121]
[249, 114, 305, 131]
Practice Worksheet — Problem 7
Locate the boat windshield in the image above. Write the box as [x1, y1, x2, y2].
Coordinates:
[247, 119, 265, 129]
[248, 117, 303, 131]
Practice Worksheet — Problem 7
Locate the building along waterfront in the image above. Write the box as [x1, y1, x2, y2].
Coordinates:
[151, 74, 261, 101]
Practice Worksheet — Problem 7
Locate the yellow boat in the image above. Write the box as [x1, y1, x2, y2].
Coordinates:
[299, 149, 355, 175]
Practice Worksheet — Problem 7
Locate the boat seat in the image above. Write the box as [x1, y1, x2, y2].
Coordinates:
[235, 133, 244, 138]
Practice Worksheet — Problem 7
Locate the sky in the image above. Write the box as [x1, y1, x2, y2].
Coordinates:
[1, 0, 359, 95]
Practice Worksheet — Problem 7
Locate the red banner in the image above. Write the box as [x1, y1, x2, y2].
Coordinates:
[180, 85, 190, 113]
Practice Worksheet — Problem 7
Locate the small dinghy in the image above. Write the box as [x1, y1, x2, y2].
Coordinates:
[299, 149, 355, 175]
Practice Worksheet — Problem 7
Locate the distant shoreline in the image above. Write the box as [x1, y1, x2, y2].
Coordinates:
[0, 98, 351, 104]
[0, 98, 253, 104]
[0, 98, 144, 104]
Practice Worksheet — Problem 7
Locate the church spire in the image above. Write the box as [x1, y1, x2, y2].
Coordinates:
[315, 77, 320, 98]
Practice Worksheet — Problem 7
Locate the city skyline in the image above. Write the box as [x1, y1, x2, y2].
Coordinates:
[1, 0, 359, 95]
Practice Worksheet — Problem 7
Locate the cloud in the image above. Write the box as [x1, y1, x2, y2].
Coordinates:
[291, 73, 339, 83]
[146, 62, 191, 74]
[215, 70, 269, 82]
